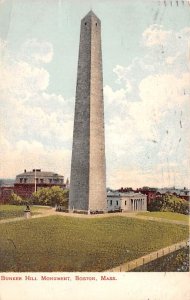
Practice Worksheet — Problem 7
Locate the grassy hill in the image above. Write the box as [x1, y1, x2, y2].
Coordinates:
[137, 211, 189, 223]
[0, 215, 188, 272]
[0, 205, 49, 220]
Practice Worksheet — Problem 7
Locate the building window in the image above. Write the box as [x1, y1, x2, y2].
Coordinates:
[20, 178, 23, 183]
[96, 22, 97, 26]
[49, 179, 52, 183]
[85, 22, 87, 25]
[40, 179, 44, 183]
[36, 178, 39, 183]
[131, 199, 133, 210]
[110, 200, 112, 206]
[125, 200, 127, 206]
[116, 201, 118, 206]
[24, 178, 27, 183]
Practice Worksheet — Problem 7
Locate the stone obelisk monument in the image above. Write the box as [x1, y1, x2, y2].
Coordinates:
[69, 11, 107, 214]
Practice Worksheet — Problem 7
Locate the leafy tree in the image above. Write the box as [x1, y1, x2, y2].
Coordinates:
[148, 194, 189, 215]
[148, 196, 164, 211]
[32, 187, 69, 207]
[10, 193, 25, 205]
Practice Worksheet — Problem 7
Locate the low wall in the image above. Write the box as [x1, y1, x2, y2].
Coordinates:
[105, 239, 189, 272]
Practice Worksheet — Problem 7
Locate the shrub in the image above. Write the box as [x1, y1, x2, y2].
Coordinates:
[32, 186, 69, 207]
[148, 194, 189, 215]
[9, 193, 26, 205]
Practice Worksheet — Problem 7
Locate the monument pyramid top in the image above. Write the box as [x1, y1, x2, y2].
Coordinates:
[82, 10, 100, 22]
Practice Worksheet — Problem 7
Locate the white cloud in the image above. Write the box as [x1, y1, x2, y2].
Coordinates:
[20, 39, 54, 64]
[6, 100, 73, 142]
[137, 72, 189, 123]
[142, 24, 171, 47]
[0, 137, 71, 179]
[108, 159, 190, 190]
[165, 54, 179, 65]
[0, 38, 7, 51]
[104, 25, 190, 188]
[0, 60, 49, 99]
[0, 38, 73, 179]
[105, 71, 190, 145]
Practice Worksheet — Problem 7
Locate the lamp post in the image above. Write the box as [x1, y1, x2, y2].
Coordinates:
[34, 169, 37, 193]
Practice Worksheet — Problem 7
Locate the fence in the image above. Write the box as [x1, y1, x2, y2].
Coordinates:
[105, 239, 189, 272]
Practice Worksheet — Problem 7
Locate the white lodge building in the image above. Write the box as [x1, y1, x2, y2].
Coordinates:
[107, 191, 147, 212]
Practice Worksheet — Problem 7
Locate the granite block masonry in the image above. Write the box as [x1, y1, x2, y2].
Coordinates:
[69, 11, 107, 213]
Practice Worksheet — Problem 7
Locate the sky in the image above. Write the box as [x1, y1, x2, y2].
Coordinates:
[0, 0, 190, 189]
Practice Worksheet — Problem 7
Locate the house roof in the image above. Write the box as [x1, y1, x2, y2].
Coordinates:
[16, 170, 64, 178]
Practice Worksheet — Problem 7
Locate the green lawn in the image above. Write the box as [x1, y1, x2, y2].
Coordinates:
[0, 216, 188, 272]
[137, 211, 189, 223]
[0, 205, 50, 220]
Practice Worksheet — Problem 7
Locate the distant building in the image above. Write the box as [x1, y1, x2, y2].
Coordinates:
[156, 187, 190, 201]
[118, 187, 134, 193]
[107, 191, 121, 212]
[138, 187, 157, 205]
[178, 189, 190, 201]
[0, 186, 14, 204]
[107, 191, 147, 212]
[14, 169, 65, 199]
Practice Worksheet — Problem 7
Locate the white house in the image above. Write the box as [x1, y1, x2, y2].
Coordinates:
[107, 191, 147, 212]
[107, 191, 121, 212]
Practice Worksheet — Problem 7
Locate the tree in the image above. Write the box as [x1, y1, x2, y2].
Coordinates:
[10, 193, 25, 205]
[32, 187, 69, 207]
[148, 194, 189, 215]
[148, 196, 164, 212]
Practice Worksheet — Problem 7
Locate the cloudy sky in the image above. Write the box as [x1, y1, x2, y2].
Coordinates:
[0, 0, 189, 189]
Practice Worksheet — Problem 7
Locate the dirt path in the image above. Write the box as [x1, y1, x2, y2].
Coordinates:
[0, 208, 57, 224]
[122, 213, 189, 226]
[49, 211, 189, 226]
[0, 208, 189, 226]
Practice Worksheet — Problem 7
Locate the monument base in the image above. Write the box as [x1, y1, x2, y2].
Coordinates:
[69, 209, 107, 215]
[24, 210, 31, 219]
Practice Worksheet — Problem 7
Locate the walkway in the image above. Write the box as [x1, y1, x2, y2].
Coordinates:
[0, 208, 57, 224]
[0, 209, 189, 226]
[122, 212, 189, 226]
